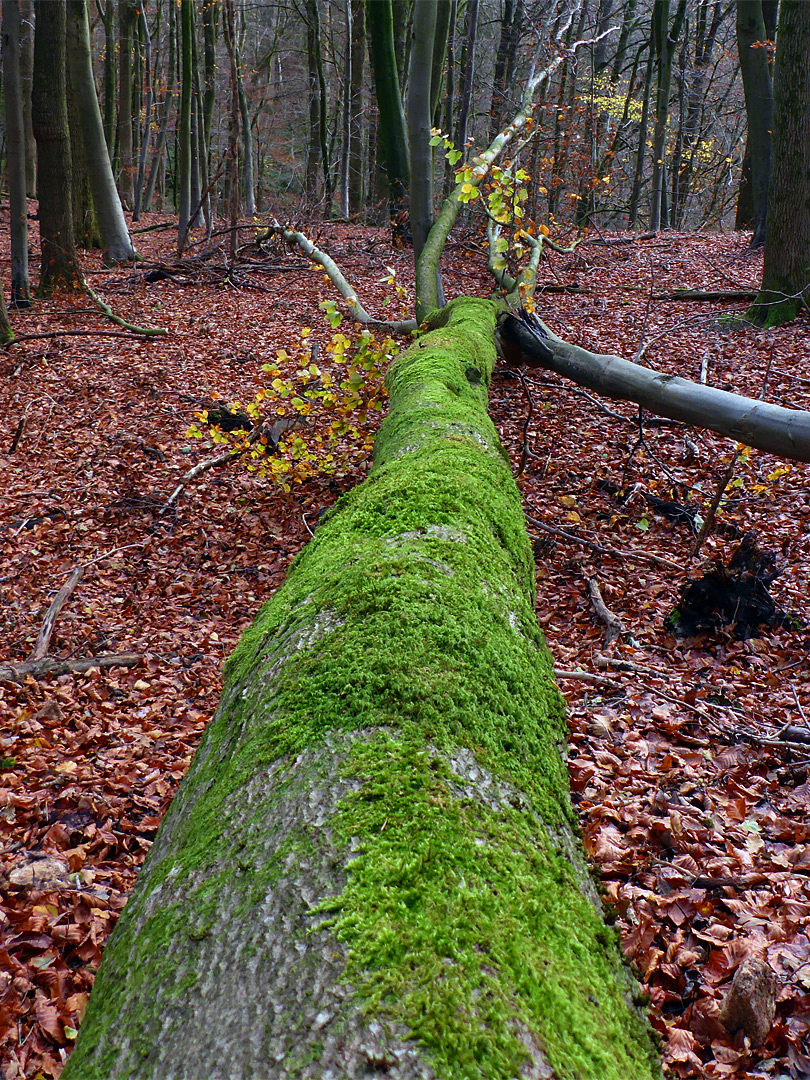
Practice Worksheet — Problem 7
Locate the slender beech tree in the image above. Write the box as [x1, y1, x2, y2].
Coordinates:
[367, 0, 411, 239]
[117, 0, 136, 207]
[102, 0, 115, 152]
[132, 0, 154, 220]
[748, 0, 810, 326]
[408, 0, 438, 265]
[32, 0, 82, 293]
[143, 0, 176, 212]
[177, 0, 193, 252]
[347, 0, 366, 214]
[736, 0, 774, 247]
[66, 0, 137, 260]
[648, 0, 687, 232]
[3, 0, 30, 306]
[19, 0, 36, 197]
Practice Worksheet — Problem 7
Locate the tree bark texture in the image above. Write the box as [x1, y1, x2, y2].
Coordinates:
[177, 0, 193, 251]
[63, 297, 660, 1080]
[347, 0, 366, 214]
[3, 0, 30, 306]
[19, 0, 36, 196]
[749, 0, 810, 325]
[500, 313, 810, 461]
[66, 0, 136, 261]
[117, 0, 135, 207]
[367, 0, 411, 241]
[408, 0, 438, 264]
[32, 0, 81, 293]
[736, 0, 773, 247]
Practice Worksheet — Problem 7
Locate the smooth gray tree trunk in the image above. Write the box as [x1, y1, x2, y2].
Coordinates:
[66, 0, 137, 261]
[3, 0, 30, 306]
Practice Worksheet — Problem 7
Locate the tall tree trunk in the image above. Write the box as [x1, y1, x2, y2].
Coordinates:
[224, 0, 240, 260]
[409, 0, 437, 273]
[441, 0, 456, 197]
[648, 0, 687, 232]
[235, 12, 256, 217]
[305, 0, 321, 201]
[117, 0, 135, 207]
[430, 0, 452, 126]
[19, 0, 36, 196]
[367, 0, 410, 241]
[748, 0, 810, 325]
[66, 31, 101, 251]
[673, 1, 726, 227]
[66, 0, 137, 261]
[455, 0, 478, 158]
[628, 22, 654, 227]
[3, 0, 30, 306]
[143, 0, 176, 213]
[338, 0, 352, 217]
[736, 0, 774, 247]
[610, 0, 638, 81]
[489, 0, 524, 143]
[347, 0, 365, 214]
[61, 297, 662, 1080]
[132, 0, 154, 220]
[176, 0, 192, 252]
[103, 0, 115, 152]
[32, 0, 81, 293]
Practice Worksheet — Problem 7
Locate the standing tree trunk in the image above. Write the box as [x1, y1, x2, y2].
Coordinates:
[455, 0, 478, 158]
[224, 0, 240, 260]
[32, 0, 81, 293]
[143, 0, 176, 213]
[748, 0, 810, 326]
[66, 32, 102, 251]
[736, 0, 774, 247]
[102, 0, 115, 153]
[648, 0, 687, 232]
[408, 0, 437, 269]
[489, 0, 524, 144]
[66, 0, 137, 261]
[132, 0, 153, 220]
[61, 297, 662, 1080]
[304, 0, 321, 201]
[367, 0, 411, 241]
[176, 0, 193, 252]
[347, 0, 365, 214]
[3, 0, 31, 307]
[117, 0, 135, 207]
[338, 0, 352, 217]
[19, 0, 36, 197]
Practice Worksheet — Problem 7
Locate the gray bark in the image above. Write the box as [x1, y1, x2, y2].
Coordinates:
[500, 315, 810, 462]
[736, 0, 773, 247]
[3, 0, 30, 306]
[66, 0, 137, 261]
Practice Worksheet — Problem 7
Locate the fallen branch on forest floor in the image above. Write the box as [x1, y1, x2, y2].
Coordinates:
[526, 514, 683, 571]
[29, 567, 84, 661]
[163, 423, 266, 511]
[586, 575, 629, 647]
[0, 653, 143, 684]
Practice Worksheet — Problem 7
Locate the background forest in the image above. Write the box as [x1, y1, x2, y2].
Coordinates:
[1, 1, 810, 1079]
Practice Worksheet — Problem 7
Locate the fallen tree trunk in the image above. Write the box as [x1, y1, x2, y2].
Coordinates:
[497, 311, 810, 461]
[64, 297, 660, 1080]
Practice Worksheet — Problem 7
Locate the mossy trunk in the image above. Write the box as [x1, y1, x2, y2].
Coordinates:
[63, 298, 661, 1080]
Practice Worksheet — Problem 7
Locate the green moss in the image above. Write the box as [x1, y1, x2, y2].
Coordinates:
[323, 732, 660, 1080]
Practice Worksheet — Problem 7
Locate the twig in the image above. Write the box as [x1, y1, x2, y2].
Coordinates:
[699, 352, 710, 385]
[792, 687, 809, 730]
[525, 514, 683, 571]
[691, 449, 740, 558]
[0, 652, 143, 684]
[6, 330, 142, 345]
[162, 424, 265, 511]
[29, 566, 84, 661]
[586, 576, 626, 647]
[9, 402, 30, 452]
[516, 370, 536, 476]
[83, 279, 167, 337]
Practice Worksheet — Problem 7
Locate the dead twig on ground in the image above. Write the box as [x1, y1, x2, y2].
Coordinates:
[29, 567, 84, 661]
[0, 653, 143, 684]
[525, 513, 683, 571]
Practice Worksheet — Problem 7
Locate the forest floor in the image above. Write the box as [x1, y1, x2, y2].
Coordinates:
[0, 211, 809, 1079]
